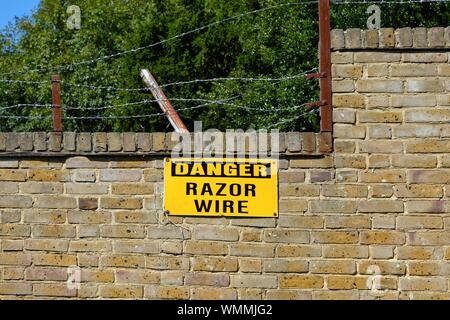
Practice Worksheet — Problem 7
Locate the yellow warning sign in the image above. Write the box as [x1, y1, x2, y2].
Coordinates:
[164, 158, 278, 217]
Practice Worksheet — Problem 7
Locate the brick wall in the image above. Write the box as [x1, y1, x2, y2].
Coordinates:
[0, 27, 449, 300]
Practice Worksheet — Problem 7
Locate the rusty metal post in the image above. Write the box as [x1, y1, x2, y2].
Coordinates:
[52, 75, 63, 132]
[140, 69, 189, 133]
[318, 0, 332, 132]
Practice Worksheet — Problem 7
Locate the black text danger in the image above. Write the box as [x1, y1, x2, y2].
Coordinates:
[186, 182, 256, 214]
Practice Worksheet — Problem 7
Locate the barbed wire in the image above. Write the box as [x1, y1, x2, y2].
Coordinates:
[0, 68, 318, 93]
[0, 1, 318, 78]
[332, 0, 450, 4]
[0, 103, 53, 111]
[267, 108, 319, 129]
[0, 100, 312, 120]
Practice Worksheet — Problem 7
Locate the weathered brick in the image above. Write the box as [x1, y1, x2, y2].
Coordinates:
[279, 275, 324, 289]
[394, 184, 442, 198]
[99, 284, 143, 298]
[191, 288, 237, 300]
[146, 257, 189, 270]
[310, 260, 356, 275]
[406, 110, 450, 125]
[99, 169, 142, 182]
[0, 169, 27, 181]
[354, 52, 401, 63]
[25, 239, 68, 252]
[0, 195, 32, 208]
[69, 240, 111, 252]
[193, 226, 239, 242]
[368, 126, 392, 139]
[334, 125, 366, 139]
[230, 275, 277, 289]
[361, 170, 406, 183]
[323, 245, 369, 259]
[395, 27, 413, 47]
[310, 200, 357, 213]
[392, 155, 437, 168]
[333, 94, 365, 108]
[33, 254, 76, 267]
[229, 243, 275, 258]
[334, 156, 366, 169]
[32, 225, 76, 238]
[276, 245, 321, 258]
[408, 170, 450, 184]
[399, 277, 447, 291]
[397, 216, 443, 230]
[359, 111, 402, 123]
[107, 133, 123, 152]
[407, 79, 444, 93]
[0, 283, 32, 296]
[358, 200, 404, 213]
[397, 246, 440, 260]
[332, 80, 355, 93]
[278, 215, 323, 229]
[114, 211, 158, 224]
[358, 260, 406, 275]
[100, 197, 143, 209]
[280, 184, 320, 197]
[311, 231, 358, 244]
[259, 228, 307, 245]
[324, 216, 370, 229]
[185, 241, 227, 256]
[290, 156, 333, 168]
[115, 269, 159, 284]
[66, 157, 108, 169]
[100, 225, 145, 239]
[111, 183, 154, 195]
[360, 231, 405, 245]
[0, 253, 32, 266]
[356, 80, 403, 93]
[359, 141, 403, 154]
[34, 196, 77, 209]
[76, 133, 92, 152]
[403, 53, 447, 63]
[93, 133, 107, 152]
[191, 257, 238, 272]
[68, 211, 110, 224]
[66, 183, 108, 195]
[372, 216, 395, 229]
[100, 255, 145, 268]
[185, 272, 229, 287]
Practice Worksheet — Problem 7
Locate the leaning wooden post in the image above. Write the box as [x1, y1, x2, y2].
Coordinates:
[140, 69, 189, 133]
[52, 75, 63, 132]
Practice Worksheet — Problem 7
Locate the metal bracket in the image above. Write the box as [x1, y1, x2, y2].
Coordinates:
[306, 100, 327, 110]
[305, 72, 327, 80]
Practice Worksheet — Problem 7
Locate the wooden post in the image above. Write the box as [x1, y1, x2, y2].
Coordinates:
[140, 69, 189, 133]
[52, 75, 63, 132]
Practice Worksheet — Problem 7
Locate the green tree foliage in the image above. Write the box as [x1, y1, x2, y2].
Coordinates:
[0, 0, 449, 132]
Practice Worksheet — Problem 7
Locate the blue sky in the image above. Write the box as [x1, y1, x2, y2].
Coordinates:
[0, 0, 40, 29]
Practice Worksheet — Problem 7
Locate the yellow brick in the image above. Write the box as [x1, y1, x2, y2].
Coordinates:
[312, 231, 359, 244]
[111, 183, 155, 195]
[323, 245, 369, 258]
[191, 288, 237, 300]
[100, 197, 143, 210]
[33, 254, 77, 267]
[408, 262, 446, 276]
[0, 253, 31, 266]
[0, 170, 27, 181]
[279, 275, 324, 289]
[397, 246, 440, 260]
[334, 94, 365, 108]
[361, 231, 405, 245]
[33, 283, 76, 297]
[276, 245, 322, 258]
[28, 169, 69, 182]
[100, 255, 145, 268]
[310, 260, 356, 274]
[191, 257, 238, 272]
[99, 284, 143, 298]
